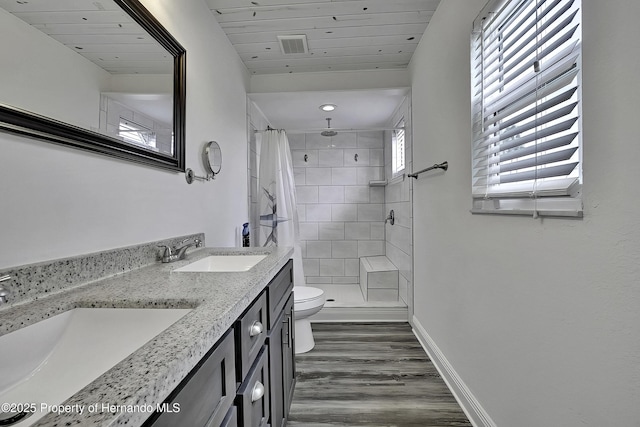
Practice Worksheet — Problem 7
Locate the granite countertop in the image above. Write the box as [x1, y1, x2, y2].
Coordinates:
[0, 245, 293, 427]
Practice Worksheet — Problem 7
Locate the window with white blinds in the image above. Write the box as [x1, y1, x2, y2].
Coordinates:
[392, 118, 406, 176]
[471, 0, 583, 217]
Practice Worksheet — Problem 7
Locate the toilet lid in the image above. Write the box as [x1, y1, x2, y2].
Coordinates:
[294, 286, 324, 303]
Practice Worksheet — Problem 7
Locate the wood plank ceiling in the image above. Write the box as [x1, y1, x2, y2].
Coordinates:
[206, 0, 441, 75]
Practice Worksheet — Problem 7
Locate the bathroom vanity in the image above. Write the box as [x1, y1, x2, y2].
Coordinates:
[0, 242, 295, 427]
[143, 259, 295, 427]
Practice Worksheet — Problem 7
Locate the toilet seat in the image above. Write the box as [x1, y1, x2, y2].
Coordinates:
[294, 286, 324, 303]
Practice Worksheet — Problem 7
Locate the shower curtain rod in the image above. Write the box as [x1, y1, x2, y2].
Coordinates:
[255, 126, 405, 134]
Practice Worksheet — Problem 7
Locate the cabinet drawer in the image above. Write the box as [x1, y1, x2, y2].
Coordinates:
[267, 259, 293, 330]
[236, 346, 270, 427]
[236, 291, 267, 381]
[145, 329, 236, 427]
[216, 406, 238, 427]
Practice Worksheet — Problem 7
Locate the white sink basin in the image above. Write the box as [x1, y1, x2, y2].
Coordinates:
[173, 254, 267, 272]
[0, 308, 190, 427]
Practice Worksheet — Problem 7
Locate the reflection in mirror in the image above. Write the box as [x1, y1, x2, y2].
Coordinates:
[100, 92, 174, 155]
[0, 0, 185, 171]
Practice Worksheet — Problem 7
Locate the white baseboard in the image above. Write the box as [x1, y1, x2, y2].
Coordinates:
[312, 306, 408, 322]
[411, 315, 497, 427]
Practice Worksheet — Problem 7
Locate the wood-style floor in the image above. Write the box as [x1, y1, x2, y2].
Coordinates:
[288, 323, 472, 427]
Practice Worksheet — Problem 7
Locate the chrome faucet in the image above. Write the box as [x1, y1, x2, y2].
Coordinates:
[0, 275, 11, 304]
[158, 238, 203, 263]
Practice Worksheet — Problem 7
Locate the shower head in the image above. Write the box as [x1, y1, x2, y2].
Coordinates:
[321, 118, 337, 137]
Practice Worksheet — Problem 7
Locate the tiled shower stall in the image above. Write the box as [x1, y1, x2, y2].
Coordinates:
[289, 131, 386, 287]
[247, 98, 413, 316]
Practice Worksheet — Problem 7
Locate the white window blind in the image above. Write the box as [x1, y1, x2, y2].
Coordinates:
[471, 0, 583, 217]
[392, 118, 406, 176]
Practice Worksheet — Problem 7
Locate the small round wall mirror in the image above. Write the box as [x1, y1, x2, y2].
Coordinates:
[203, 140, 222, 178]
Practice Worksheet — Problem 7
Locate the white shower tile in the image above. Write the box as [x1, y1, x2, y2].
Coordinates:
[319, 259, 345, 276]
[287, 133, 305, 149]
[331, 167, 357, 185]
[385, 181, 404, 203]
[386, 244, 412, 281]
[387, 225, 412, 254]
[307, 241, 332, 258]
[318, 149, 344, 167]
[318, 222, 345, 240]
[356, 167, 384, 185]
[306, 276, 332, 284]
[368, 289, 398, 301]
[292, 149, 318, 167]
[303, 258, 320, 276]
[399, 276, 409, 305]
[299, 222, 319, 241]
[370, 148, 384, 166]
[344, 222, 370, 240]
[358, 240, 384, 257]
[306, 204, 332, 221]
[370, 187, 385, 203]
[296, 186, 318, 204]
[330, 132, 357, 148]
[344, 186, 369, 203]
[344, 149, 369, 166]
[293, 168, 306, 185]
[331, 204, 357, 221]
[306, 168, 332, 185]
[358, 204, 384, 221]
[306, 133, 333, 149]
[370, 222, 385, 240]
[332, 240, 358, 258]
[318, 186, 344, 203]
[297, 205, 306, 222]
[345, 258, 360, 276]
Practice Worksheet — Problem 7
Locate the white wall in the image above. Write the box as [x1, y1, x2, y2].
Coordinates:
[250, 69, 409, 93]
[410, 0, 640, 426]
[0, 0, 250, 269]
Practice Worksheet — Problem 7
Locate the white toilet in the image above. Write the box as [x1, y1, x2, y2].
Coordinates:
[293, 286, 325, 354]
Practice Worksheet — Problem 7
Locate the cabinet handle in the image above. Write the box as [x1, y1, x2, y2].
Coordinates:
[249, 321, 263, 337]
[283, 314, 293, 348]
[282, 316, 289, 346]
[287, 314, 293, 349]
[251, 381, 265, 402]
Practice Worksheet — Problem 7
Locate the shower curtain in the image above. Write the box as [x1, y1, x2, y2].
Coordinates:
[257, 129, 306, 287]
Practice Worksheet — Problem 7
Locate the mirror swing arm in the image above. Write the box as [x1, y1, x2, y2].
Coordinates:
[0, 0, 187, 172]
[185, 141, 222, 184]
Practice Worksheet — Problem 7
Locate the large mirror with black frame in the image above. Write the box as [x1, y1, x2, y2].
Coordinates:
[0, 0, 186, 171]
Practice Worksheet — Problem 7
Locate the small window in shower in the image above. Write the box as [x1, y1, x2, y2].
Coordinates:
[392, 118, 406, 176]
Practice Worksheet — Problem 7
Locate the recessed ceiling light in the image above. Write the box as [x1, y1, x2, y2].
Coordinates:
[319, 104, 336, 112]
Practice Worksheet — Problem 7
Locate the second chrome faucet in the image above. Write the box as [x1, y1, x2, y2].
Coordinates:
[158, 238, 203, 263]
[0, 275, 11, 304]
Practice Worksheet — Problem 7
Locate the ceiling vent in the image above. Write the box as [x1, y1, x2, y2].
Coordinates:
[277, 35, 309, 55]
